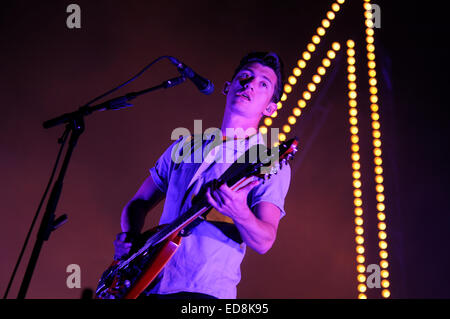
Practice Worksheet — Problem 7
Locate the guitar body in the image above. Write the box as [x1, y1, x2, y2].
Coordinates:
[95, 138, 298, 299]
[96, 225, 182, 299]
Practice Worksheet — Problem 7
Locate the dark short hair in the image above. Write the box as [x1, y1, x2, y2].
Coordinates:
[231, 52, 284, 103]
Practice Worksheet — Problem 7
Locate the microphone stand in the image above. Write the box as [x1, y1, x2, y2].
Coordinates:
[16, 76, 186, 299]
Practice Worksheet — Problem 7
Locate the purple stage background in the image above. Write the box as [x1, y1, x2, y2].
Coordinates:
[1, 1, 449, 299]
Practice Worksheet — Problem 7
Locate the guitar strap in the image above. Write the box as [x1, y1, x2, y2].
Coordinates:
[180, 133, 265, 243]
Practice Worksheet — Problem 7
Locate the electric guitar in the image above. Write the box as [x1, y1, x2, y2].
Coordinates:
[95, 138, 298, 299]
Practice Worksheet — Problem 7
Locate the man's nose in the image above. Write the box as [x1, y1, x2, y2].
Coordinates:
[241, 77, 255, 90]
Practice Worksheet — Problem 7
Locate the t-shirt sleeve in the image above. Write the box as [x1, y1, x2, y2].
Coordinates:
[149, 136, 188, 193]
[247, 163, 292, 219]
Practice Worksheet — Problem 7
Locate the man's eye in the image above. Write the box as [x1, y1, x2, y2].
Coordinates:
[261, 82, 268, 88]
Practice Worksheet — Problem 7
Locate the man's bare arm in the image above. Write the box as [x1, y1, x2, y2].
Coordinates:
[120, 175, 165, 235]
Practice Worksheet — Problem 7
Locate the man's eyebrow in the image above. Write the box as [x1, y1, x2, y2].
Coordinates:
[239, 68, 273, 85]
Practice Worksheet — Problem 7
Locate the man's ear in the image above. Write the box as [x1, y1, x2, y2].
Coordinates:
[223, 81, 231, 95]
[262, 102, 278, 116]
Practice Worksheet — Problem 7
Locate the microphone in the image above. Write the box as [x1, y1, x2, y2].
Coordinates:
[168, 57, 214, 95]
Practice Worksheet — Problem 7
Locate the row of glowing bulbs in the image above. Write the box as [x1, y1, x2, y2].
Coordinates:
[259, 0, 345, 145]
[363, 0, 391, 299]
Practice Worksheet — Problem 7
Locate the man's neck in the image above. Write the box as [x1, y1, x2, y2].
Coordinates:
[221, 112, 259, 139]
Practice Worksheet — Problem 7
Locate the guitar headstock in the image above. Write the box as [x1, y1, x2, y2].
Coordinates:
[255, 137, 298, 181]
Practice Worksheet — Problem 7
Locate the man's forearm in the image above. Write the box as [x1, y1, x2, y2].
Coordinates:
[120, 199, 152, 234]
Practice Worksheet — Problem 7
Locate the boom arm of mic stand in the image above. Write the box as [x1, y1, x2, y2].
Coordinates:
[42, 76, 186, 129]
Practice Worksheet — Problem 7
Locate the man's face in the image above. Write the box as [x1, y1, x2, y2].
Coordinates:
[224, 62, 278, 120]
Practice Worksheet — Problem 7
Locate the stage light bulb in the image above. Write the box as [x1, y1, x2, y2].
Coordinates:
[375, 174, 383, 184]
[349, 117, 358, 126]
[284, 84, 292, 93]
[307, 43, 316, 52]
[350, 126, 358, 135]
[376, 184, 384, 193]
[332, 42, 341, 51]
[288, 115, 297, 124]
[278, 133, 286, 142]
[378, 222, 386, 231]
[322, 19, 331, 28]
[378, 231, 387, 240]
[351, 135, 359, 144]
[357, 273, 366, 282]
[377, 212, 386, 221]
[367, 43, 375, 52]
[365, 19, 374, 28]
[379, 241, 388, 250]
[357, 264, 366, 273]
[351, 143, 359, 152]
[382, 289, 391, 298]
[348, 65, 356, 74]
[352, 162, 360, 170]
[356, 254, 365, 265]
[347, 39, 355, 48]
[259, 126, 268, 134]
[317, 27, 326, 36]
[347, 48, 355, 57]
[288, 76, 297, 86]
[298, 100, 306, 108]
[308, 83, 316, 92]
[312, 35, 321, 44]
[322, 58, 331, 67]
[303, 51, 311, 61]
[281, 93, 287, 101]
[376, 193, 385, 202]
[347, 56, 356, 65]
[353, 171, 361, 179]
[381, 280, 390, 289]
[353, 180, 362, 189]
[282, 125, 291, 133]
[380, 260, 389, 269]
[313, 75, 321, 84]
[354, 189, 362, 197]
[317, 66, 326, 75]
[331, 3, 340, 12]
[356, 245, 364, 254]
[380, 250, 388, 259]
[271, 110, 278, 118]
[358, 293, 367, 299]
[373, 130, 381, 139]
[327, 11, 336, 20]
[349, 99, 357, 107]
[373, 138, 381, 147]
[381, 270, 389, 278]
[293, 67, 302, 77]
[354, 198, 363, 207]
[348, 91, 357, 99]
[264, 117, 272, 126]
[358, 284, 367, 293]
[277, 102, 283, 109]
[297, 59, 307, 68]
[355, 217, 363, 226]
[303, 91, 311, 100]
[372, 121, 380, 130]
[327, 50, 336, 59]
[349, 108, 357, 116]
[370, 86, 378, 95]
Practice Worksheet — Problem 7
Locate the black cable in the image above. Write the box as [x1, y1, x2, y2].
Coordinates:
[83, 55, 172, 107]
